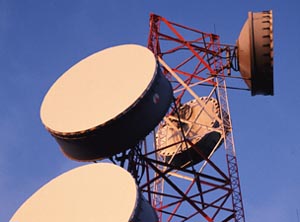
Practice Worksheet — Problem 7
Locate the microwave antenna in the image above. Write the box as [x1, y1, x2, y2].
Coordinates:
[12, 10, 273, 222]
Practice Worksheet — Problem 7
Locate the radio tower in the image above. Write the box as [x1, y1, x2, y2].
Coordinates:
[134, 11, 272, 222]
[22, 11, 272, 222]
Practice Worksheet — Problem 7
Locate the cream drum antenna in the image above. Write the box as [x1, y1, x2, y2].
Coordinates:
[10, 163, 158, 222]
[40, 44, 173, 161]
[237, 10, 274, 95]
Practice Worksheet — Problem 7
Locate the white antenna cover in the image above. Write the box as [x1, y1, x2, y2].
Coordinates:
[40, 44, 173, 161]
[237, 10, 274, 96]
[10, 163, 158, 222]
[41, 44, 157, 133]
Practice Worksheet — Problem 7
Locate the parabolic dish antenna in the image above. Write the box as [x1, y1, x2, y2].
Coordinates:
[237, 10, 274, 95]
[10, 163, 158, 222]
[156, 97, 223, 168]
[40, 44, 173, 161]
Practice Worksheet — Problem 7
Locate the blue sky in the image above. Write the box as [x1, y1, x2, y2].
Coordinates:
[0, 0, 299, 221]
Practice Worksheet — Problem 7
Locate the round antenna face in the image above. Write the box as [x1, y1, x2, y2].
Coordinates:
[156, 97, 223, 167]
[237, 10, 274, 96]
[10, 163, 158, 222]
[40, 44, 173, 161]
[42, 44, 156, 133]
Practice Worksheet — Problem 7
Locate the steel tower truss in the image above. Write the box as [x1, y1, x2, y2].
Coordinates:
[144, 14, 245, 222]
[111, 14, 245, 222]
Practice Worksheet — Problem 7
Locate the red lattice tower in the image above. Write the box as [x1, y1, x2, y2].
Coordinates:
[137, 14, 245, 222]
